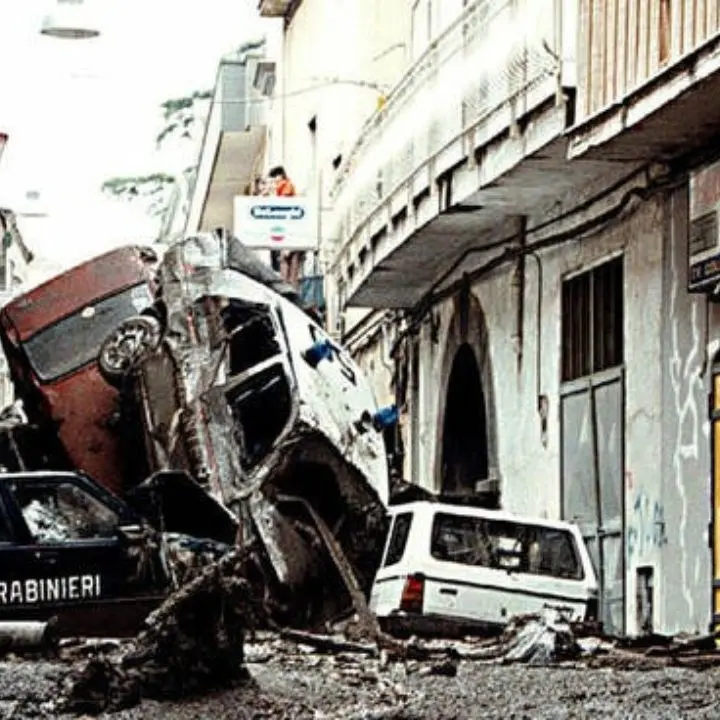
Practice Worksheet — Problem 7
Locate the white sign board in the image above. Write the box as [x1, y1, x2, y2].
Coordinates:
[233, 196, 318, 251]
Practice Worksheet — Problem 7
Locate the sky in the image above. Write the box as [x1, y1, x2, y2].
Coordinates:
[0, 0, 262, 286]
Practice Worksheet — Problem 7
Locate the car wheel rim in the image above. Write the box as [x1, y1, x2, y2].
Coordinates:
[102, 319, 158, 374]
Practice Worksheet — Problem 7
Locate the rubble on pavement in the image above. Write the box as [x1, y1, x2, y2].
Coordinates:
[62, 547, 265, 714]
[49, 558, 720, 716]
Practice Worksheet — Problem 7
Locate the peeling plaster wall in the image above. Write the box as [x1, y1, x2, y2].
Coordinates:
[348, 176, 712, 636]
[658, 185, 712, 637]
[408, 200, 662, 524]
[622, 197, 665, 636]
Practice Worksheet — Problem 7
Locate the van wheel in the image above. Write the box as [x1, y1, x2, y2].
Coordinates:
[99, 315, 162, 387]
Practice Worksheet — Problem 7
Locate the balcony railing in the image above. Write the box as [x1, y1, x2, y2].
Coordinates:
[331, 0, 563, 252]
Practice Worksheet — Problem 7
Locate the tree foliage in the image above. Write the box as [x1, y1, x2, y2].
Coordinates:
[102, 89, 212, 220]
[155, 89, 213, 148]
[101, 173, 177, 216]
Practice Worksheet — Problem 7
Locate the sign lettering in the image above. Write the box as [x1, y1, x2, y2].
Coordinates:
[249, 204, 306, 221]
[0, 574, 101, 605]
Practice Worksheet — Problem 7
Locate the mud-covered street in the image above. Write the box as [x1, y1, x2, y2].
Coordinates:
[2, 643, 720, 720]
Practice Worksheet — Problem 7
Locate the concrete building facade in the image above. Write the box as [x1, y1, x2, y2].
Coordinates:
[319, 0, 720, 640]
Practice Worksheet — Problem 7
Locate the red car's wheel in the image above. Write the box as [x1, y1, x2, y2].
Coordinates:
[98, 314, 162, 387]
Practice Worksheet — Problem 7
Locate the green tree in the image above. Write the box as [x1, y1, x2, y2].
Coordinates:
[101, 89, 212, 218]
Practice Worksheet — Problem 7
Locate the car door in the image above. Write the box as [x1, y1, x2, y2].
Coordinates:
[0, 474, 168, 636]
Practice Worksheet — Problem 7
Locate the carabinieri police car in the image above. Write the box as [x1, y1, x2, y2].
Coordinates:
[0, 470, 172, 636]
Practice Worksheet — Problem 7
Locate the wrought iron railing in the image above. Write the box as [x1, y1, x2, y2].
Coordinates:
[330, 0, 562, 251]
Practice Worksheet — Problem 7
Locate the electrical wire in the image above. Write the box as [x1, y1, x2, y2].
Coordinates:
[389, 169, 684, 359]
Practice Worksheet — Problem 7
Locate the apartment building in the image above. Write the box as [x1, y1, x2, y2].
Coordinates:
[321, 0, 720, 641]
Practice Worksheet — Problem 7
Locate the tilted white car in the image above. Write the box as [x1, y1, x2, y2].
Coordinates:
[96, 233, 392, 626]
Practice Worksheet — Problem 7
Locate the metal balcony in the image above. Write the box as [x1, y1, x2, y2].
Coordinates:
[186, 47, 269, 234]
[328, 0, 603, 309]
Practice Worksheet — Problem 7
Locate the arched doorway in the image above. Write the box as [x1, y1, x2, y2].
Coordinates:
[440, 342, 489, 494]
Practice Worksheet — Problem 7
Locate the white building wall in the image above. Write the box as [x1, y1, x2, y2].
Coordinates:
[377, 187, 714, 637]
[0, 235, 32, 409]
[270, 0, 411, 332]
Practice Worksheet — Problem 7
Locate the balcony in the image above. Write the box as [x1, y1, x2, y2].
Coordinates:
[568, 5, 720, 163]
[185, 45, 270, 234]
[329, 0, 616, 309]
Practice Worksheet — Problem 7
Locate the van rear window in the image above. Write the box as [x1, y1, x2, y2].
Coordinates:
[383, 512, 412, 567]
[430, 513, 583, 580]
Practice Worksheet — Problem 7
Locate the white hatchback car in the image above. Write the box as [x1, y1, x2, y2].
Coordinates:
[370, 501, 599, 636]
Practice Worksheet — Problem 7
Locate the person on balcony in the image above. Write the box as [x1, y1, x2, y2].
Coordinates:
[269, 165, 305, 288]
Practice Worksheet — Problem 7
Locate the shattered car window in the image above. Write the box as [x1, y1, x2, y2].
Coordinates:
[23, 283, 153, 382]
[430, 513, 583, 580]
[227, 364, 292, 469]
[0, 503, 12, 543]
[9, 481, 120, 543]
[219, 299, 281, 376]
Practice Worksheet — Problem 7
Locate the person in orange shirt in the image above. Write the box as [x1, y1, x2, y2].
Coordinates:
[269, 165, 296, 197]
[268, 166, 304, 287]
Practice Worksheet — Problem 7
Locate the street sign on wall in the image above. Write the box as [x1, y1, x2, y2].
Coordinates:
[233, 196, 318, 251]
[689, 159, 720, 293]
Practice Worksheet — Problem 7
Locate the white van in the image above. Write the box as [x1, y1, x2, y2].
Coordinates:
[370, 501, 599, 636]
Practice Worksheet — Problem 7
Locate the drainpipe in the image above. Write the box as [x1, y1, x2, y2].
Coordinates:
[510, 215, 527, 373]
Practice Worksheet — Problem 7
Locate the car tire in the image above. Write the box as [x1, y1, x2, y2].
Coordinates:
[98, 314, 162, 387]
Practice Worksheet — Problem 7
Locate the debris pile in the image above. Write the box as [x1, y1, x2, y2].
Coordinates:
[62, 548, 265, 715]
[2, 593, 719, 717]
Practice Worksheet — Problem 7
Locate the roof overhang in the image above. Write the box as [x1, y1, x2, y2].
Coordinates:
[568, 33, 720, 162]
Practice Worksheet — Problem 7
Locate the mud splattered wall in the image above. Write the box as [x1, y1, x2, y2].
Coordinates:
[659, 185, 712, 636]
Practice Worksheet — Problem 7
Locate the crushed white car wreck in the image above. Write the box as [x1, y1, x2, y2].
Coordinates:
[95, 232, 394, 630]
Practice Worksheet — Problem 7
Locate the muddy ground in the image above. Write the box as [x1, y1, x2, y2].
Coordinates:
[1, 637, 720, 719]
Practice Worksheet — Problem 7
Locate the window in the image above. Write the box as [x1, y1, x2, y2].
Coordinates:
[227, 364, 292, 469]
[9, 480, 120, 543]
[384, 513, 413, 567]
[430, 512, 583, 580]
[23, 283, 154, 382]
[659, 0, 671, 65]
[561, 257, 623, 382]
[218, 299, 281, 377]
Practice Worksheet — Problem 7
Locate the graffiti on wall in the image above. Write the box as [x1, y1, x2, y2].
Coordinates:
[627, 490, 667, 560]
[667, 228, 709, 624]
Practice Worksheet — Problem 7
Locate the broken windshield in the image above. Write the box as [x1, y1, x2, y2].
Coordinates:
[23, 283, 153, 382]
[430, 512, 583, 580]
